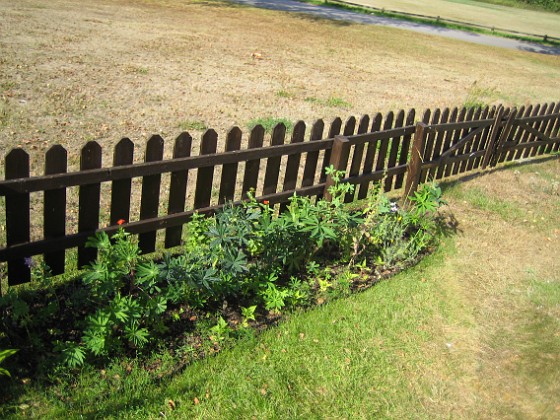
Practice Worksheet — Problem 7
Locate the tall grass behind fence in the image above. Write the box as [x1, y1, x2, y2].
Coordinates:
[1, 102, 559, 289]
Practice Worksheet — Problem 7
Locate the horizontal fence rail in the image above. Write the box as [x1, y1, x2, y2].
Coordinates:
[1, 102, 559, 290]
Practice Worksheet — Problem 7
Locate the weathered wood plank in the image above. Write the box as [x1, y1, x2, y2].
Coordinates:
[404, 123, 428, 199]
[110, 138, 134, 226]
[481, 106, 505, 169]
[357, 112, 383, 199]
[395, 108, 415, 189]
[218, 127, 242, 204]
[435, 107, 458, 179]
[319, 117, 343, 185]
[420, 108, 440, 183]
[346, 115, 369, 202]
[528, 103, 549, 157]
[241, 125, 265, 199]
[520, 104, 540, 159]
[139, 135, 164, 254]
[281, 121, 306, 211]
[324, 135, 350, 201]
[465, 107, 488, 170]
[505, 105, 528, 161]
[546, 103, 560, 153]
[459, 107, 482, 173]
[444, 107, 466, 177]
[77, 141, 102, 268]
[165, 132, 192, 248]
[383, 110, 405, 192]
[302, 119, 324, 188]
[4, 149, 31, 287]
[473, 106, 495, 167]
[427, 108, 449, 180]
[452, 107, 475, 175]
[194, 129, 218, 209]
[262, 123, 287, 196]
[376, 111, 394, 192]
[44, 145, 67, 275]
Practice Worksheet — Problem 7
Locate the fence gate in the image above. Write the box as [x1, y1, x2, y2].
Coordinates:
[484, 103, 560, 168]
[404, 103, 560, 198]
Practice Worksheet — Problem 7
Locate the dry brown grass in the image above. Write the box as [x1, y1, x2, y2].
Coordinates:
[415, 157, 560, 417]
[0, 0, 559, 176]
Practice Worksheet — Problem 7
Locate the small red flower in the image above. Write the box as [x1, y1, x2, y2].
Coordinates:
[263, 200, 270, 205]
[117, 219, 126, 225]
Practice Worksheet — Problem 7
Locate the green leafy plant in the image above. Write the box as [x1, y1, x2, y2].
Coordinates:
[0, 349, 18, 377]
[209, 317, 231, 342]
[240, 306, 257, 328]
[63, 227, 171, 365]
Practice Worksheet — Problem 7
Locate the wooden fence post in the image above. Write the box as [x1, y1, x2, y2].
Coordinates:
[323, 135, 350, 201]
[404, 122, 428, 201]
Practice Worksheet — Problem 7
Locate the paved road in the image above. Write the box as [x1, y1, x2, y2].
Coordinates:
[230, 0, 560, 55]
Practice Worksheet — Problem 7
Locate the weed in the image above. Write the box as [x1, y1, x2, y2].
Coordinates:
[177, 119, 207, 131]
[0, 100, 10, 127]
[304, 96, 352, 109]
[247, 117, 293, 133]
[0, 81, 16, 91]
[326, 96, 352, 109]
[276, 90, 293, 98]
[134, 66, 149, 74]
[464, 82, 499, 109]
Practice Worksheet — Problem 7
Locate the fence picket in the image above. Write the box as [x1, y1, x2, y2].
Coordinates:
[436, 108, 458, 179]
[443, 108, 466, 177]
[262, 124, 287, 198]
[504, 105, 525, 162]
[44, 145, 67, 275]
[520, 105, 541, 159]
[420, 109, 440, 183]
[4, 149, 31, 287]
[427, 108, 449, 180]
[475, 106, 495, 167]
[376, 111, 395, 192]
[357, 113, 383, 199]
[395, 109, 415, 189]
[459, 107, 482, 173]
[194, 129, 218, 209]
[529, 103, 551, 157]
[280, 121, 306, 211]
[218, 127, 242, 204]
[138, 135, 165, 254]
[302, 119, 325, 188]
[241, 125, 265, 199]
[546, 102, 560, 153]
[452, 108, 474, 175]
[384, 110, 405, 191]
[110, 138, 134, 226]
[318, 117, 343, 186]
[346, 115, 370, 202]
[77, 142, 102, 268]
[165, 132, 192, 248]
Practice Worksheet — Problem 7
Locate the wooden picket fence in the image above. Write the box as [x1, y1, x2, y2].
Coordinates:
[0, 102, 559, 290]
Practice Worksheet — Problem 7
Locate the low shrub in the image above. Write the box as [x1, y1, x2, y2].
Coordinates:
[0, 169, 446, 376]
